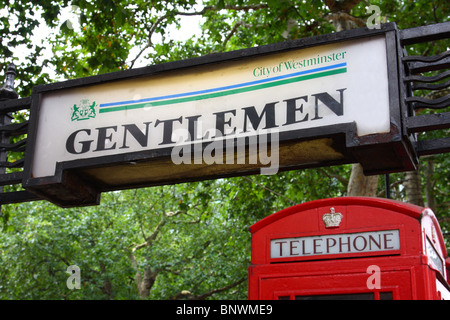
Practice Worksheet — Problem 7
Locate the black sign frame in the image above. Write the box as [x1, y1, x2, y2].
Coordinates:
[16, 23, 420, 207]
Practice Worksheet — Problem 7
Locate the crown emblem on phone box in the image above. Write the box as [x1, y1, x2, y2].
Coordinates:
[322, 207, 343, 228]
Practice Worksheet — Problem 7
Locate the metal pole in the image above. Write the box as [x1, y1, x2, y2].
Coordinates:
[0, 63, 19, 100]
[0, 63, 19, 217]
[385, 174, 391, 199]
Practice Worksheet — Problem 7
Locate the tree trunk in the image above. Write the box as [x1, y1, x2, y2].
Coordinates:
[347, 164, 379, 197]
[323, 1, 380, 198]
[424, 160, 436, 212]
[404, 168, 424, 207]
[136, 267, 158, 298]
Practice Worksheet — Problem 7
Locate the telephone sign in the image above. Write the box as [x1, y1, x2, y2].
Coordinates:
[270, 229, 401, 259]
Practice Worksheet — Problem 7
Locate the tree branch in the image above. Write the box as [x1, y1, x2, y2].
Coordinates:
[325, 11, 366, 30]
[325, 0, 365, 13]
[222, 21, 252, 49]
[128, 207, 203, 298]
[131, 210, 184, 252]
[318, 168, 348, 189]
[171, 276, 247, 300]
[377, 179, 403, 198]
[129, 4, 270, 67]
[243, 176, 296, 205]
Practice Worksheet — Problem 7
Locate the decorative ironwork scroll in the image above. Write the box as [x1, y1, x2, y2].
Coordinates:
[400, 22, 450, 156]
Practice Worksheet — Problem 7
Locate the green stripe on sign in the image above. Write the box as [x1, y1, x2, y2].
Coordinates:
[99, 67, 347, 114]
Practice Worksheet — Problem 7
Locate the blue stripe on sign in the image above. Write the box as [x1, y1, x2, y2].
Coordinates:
[99, 62, 347, 109]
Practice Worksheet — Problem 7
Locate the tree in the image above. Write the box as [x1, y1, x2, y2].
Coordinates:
[0, 0, 448, 299]
[0, 183, 251, 299]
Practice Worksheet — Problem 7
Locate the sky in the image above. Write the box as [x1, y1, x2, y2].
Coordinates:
[4, 4, 203, 81]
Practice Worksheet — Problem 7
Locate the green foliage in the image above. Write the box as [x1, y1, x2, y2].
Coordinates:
[0, 184, 251, 299]
[0, 197, 138, 299]
[0, 168, 351, 299]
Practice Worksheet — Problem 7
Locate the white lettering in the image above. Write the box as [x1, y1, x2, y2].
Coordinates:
[366, 5, 382, 30]
[176, 304, 210, 317]
[170, 128, 280, 175]
[366, 265, 381, 289]
[221, 305, 273, 315]
[66, 265, 81, 290]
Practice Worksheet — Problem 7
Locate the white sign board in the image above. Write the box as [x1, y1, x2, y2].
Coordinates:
[30, 36, 390, 179]
[270, 230, 400, 259]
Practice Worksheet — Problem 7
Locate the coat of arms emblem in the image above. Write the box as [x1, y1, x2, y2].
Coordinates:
[71, 99, 96, 121]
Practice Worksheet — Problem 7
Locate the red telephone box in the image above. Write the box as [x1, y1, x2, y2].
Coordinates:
[249, 197, 450, 300]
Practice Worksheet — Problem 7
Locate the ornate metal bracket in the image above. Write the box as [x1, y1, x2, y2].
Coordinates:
[0, 64, 41, 207]
[400, 22, 450, 156]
